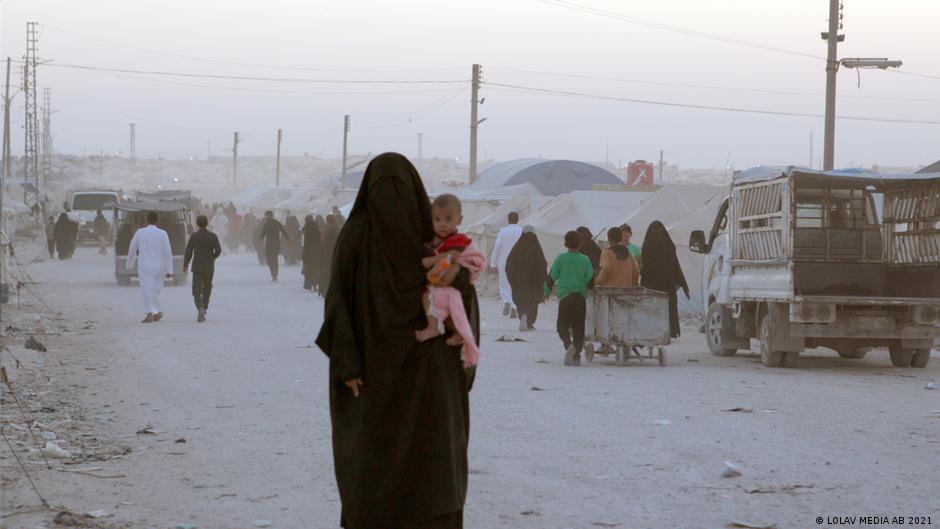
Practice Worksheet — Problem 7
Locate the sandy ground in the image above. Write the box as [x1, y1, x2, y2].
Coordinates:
[2, 241, 939, 529]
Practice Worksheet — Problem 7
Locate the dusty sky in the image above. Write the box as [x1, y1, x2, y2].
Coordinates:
[2, 0, 938, 170]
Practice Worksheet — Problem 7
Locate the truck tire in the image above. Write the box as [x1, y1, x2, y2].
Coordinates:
[116, 277, 130, 287]
[910, 349, 932, 369]
[706, 303, 738, 357]
[758, 314, 783, 368]
[889, 344, 915, 368]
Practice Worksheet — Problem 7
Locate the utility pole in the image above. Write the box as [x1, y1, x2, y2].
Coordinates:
[341, 115, 350, 187]
[809, 132, 814, 168]
[2, 58, 11, 184]
[232, 132, 239, 187]
[0, 58, 8, 328]
[41, 87, 52, 183]
[821, 0, 842, 171]
[468, 64, 481, 184]
[129, 123, 136, 163]
[658, 150, 665, 183]
[275, 128, 282, 187]
[417, 132, 424, 160]
[23, 21, 39, 210]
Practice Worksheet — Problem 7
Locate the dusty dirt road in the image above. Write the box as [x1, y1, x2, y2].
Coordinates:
[2, 242, 939, 529]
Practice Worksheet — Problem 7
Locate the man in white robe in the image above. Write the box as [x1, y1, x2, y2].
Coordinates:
[127, 211, 174, 323]
[489, 211, 524, 319]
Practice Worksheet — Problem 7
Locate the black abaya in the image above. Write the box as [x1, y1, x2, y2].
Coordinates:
[316, 152, 474, 529]
[639, 220, 689, 338]
[301, 221, 321, 290]
[505, 232, 547, 326]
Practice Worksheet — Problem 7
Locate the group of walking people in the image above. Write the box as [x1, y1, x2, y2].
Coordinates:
[193, 203, 343, 292]
[44, 210, 111, 260]
[490, 212, 689, 367]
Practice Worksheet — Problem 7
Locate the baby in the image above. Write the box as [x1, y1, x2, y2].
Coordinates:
[415, 194, 484, 368]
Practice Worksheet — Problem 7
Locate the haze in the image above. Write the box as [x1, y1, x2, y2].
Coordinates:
[2, 0, 938, 170]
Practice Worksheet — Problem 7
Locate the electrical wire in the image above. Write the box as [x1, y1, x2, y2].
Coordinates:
[536, 0, 825, 61]
[34, 61, 468, 85]
[60, 67, 469, 96]
[355, 86, 469, 128]
[40, 24, 465, 73]
[487, 66, 940, 104]
[483, 81, 940, 125]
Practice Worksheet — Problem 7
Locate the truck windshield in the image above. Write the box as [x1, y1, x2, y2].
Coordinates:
[794, 187, 882, 262]
[73, 194, 118, 211]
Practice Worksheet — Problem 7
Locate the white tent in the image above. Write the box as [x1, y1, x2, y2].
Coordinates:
[273, 188, 332, 217]
[616, 184, 724, 245]
[447, 183, 545, 228]
[465, 192, 553, 257]
[521, 190, 653, 262]
[667, 190, 726, 316]
[231, 186, 301, 216]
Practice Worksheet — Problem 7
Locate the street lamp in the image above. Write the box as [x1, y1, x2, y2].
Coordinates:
[840, 58, 903, 69]
[821, 0, 903, 171]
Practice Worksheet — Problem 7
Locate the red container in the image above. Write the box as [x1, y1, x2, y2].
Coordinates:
[627, 160, 655, 186]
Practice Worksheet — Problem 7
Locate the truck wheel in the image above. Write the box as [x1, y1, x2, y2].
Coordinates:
[910, 349, 932, 369]
[889, 344, 915, 368]
[116, 277, 130, 287]
[759, 314, 783, 367]
[706, 303, 737, 357]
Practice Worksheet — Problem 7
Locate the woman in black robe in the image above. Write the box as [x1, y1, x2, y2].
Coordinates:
[283, 213, 302, 265]
[54, 213, 75, 260]
[576, 226, 602, 271]
[316, 152, 476, 529]
[505, 226, 547, 330]
[242, 213, 257, 252]
[301, 215, 321, 291]
[640, 220, 689, 338]
[318, 214, 340, 297]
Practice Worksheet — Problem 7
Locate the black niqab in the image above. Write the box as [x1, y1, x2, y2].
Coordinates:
[315, 152, 471, 529]
[505, 232, 548, 311]
[577, 227, 602, 270]
[640, 220, 689, 338]
[301, 218, 321, 287]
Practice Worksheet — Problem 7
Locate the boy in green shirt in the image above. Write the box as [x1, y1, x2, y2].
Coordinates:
[545, 230, 595, 366]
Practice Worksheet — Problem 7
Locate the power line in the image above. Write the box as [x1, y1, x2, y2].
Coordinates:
[536, 0, 825, 61]
[60, 67, 467, 96]
[40, 24, 465, 73]
[488, 66, 940, 104]
[483, 81, 940, 125]
[35, 61, 468, 84]
[355, 86, 468, 128]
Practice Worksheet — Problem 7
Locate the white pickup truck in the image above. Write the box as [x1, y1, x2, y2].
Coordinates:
[689, 166, 940, 368]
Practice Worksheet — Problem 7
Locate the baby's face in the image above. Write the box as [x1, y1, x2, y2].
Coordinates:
[432, 205, 462, 239]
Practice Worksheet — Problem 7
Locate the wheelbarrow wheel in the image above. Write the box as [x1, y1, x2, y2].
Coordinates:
[615, 346, 625, 366]
[585, 343, 595, 363]
[658, 347, 666, 367]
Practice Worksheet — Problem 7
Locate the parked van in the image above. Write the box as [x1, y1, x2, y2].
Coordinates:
[689, 166, 940, 368]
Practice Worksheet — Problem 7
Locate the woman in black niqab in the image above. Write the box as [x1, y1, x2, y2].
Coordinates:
[576, 226, 602, 271]
[640, 220, 689, 338]
[54, 213, 76, 259]
[505, 227, 547, 329]
[301, 215, 321, 291]
[283, 214, 302, 265]
[315, 152, 474, 529]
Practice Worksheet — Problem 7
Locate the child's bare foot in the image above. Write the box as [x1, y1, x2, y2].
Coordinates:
[446, 334, 464, 346]
[415, 326, 441, 342]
